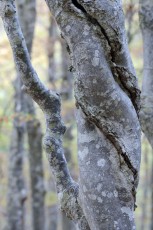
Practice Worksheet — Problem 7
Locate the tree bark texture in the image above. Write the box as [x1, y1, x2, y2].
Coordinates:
[16, 1, 46, 230]
[45, 0, 141, 229]
[0, 0, 141, 229]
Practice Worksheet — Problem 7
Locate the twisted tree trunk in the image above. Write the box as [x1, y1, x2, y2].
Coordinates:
[46, 1, 141, 229]
[0, 0, 141, 229]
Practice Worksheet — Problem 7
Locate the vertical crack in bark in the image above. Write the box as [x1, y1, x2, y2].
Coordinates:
[71, 0, 140, 116]
[71, 0, 140, 179]
[71, 0, 86, 13]
[45, 0, 141, 228]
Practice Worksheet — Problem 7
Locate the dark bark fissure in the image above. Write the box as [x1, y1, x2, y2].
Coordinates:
[72, 0, 140, 116]
[71, 0, 138, 206]
[71, 0, 86, 13]
[71, 0, 140, 113]
[77, 97, 137, 177]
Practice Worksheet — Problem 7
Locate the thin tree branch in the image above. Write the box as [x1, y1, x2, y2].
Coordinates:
[0, 1, 90, 229]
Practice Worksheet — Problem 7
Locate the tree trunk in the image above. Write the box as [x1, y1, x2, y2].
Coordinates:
[124, 0, 138, 44]
[17, 1, 46, 229]
[7, 77, 27, 230]
[140, 138, 149, 230]
[139, 0, 153, 149]
[46, 1, 141, 229]
[47, 204, 58, 230]
[151, 154, 153, 230]
[26, 108, 46, 230]
[1, 1, 141, 229]
[48, 17, 76, 230]
[48, 16, 59, 88]
[139, 1, 153, 229]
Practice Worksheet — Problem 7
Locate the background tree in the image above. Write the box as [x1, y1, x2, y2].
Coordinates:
[47, 15, 76, 230]
[7, 0, 46, 229]
[7, 76, 27, 230]
[139, 0, 153, 229]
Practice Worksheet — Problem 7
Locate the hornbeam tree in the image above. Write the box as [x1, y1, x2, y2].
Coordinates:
[0, 0, 141, 229]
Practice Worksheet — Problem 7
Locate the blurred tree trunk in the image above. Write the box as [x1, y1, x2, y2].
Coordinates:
[139, 1, 153, 229]
[140, 138, 149, 230]
[124, 0, 139, 44]
[139, 0, 153, 149]
[151, 154, 153, 230]
[26, 102, 46, 230]
[48, 17, 58, 88]
[47, 204, 58, 230]
[7, 77, 27, 230]
[16, 1, 46, 230]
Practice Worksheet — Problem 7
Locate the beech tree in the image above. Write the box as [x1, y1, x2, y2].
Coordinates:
[7, 76, 26, 230]
[0, 0, 141, 229]
[139, 0, 153, 150]
[139, 0, 153, 228]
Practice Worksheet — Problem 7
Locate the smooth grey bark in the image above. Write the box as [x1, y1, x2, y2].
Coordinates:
[0, 0, 141, 229]
[151, 155, 153, 230]
[139, 0, 153, 149]
[47, 204, 58, 230]
[17, 0, 46, 229]
[26, 114, 46, 230]
[139, 2, 153, 229]
[140, 138, 149, 230]
[7, 77, 27, 230]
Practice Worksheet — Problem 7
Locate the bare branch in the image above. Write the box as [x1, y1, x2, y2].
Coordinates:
[0, 1, 90, 228]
